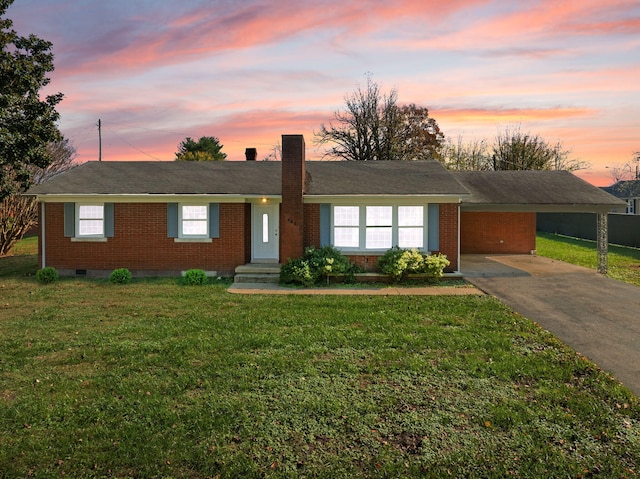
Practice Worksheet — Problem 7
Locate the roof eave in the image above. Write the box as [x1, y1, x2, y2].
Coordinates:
[460, 203, 624, 213]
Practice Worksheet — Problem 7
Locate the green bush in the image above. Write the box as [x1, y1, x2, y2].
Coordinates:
[280, 259, 316, 287]
[424, 253, 451, 278]
[36, 266, 58, 284]
[280, 246, 361, 286]
[183, 269, 208, 286]
[378, 247, 450, 282]
[109, 268, 132, 284]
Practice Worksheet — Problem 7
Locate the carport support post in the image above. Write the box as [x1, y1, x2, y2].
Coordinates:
[597, 212, 608, 275]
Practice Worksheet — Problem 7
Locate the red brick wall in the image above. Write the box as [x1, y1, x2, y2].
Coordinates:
[42, 202, 250, 276]
[280, 135, 306, 261]
[438, 203, 459, 271]
[460, 211, 536, 254]
[303, 203, 320, 249]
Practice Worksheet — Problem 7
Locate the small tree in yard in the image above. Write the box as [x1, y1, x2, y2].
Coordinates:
[0, 138, 77, 256]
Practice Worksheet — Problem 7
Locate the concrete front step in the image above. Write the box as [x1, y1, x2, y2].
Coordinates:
[234, 273, 281, 284]
[234, 263, 281, 283]
[234, 264, 281, 274]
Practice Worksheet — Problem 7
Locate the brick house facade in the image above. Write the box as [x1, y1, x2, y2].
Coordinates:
[27, 134, 622, 278]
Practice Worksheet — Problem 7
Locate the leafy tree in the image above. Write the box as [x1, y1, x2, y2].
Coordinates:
[315, 77, 444, 161]
[175, 136, 227, 161]
[395, 104, 445, 161]
[0, 138, 77, 256]
[0, 0, 63, 199]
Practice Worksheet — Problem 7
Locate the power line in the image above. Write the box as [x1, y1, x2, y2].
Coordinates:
[109, 130, 163, 160]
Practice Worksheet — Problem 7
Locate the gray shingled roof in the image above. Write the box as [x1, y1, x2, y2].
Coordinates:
[26, 160, 468, 197]
[453, 171, 625, 209]
[26, 161, 622, 211]
[602, 180, 640, 199]
[26, 161, 283, 196]
[306, 160, 468, 196]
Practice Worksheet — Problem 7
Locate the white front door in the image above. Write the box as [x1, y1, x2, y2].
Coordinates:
[252, 203, 279, 262]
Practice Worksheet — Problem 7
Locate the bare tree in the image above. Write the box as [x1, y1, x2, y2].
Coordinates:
[442, 136, 491, 171]
[0, 138, 77, 256]
[262, 143, 282, 161]
[315, 77, 444, 161]
[440, 127, 587, 172]
[491, 126, 587, 171]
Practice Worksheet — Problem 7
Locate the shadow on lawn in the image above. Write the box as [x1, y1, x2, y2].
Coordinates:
[0, 237, 38, 278]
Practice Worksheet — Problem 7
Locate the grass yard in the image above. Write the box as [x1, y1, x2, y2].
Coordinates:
[537, 232, 640, 286]
[0, 238, 639, 478]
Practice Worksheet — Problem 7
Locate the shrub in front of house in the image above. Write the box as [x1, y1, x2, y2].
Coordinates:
[378, 247, 450, 282]
[36, 267, 59, 284]
[280, 246, 361, 286]
[423, 253, 451, 278]
[109, 268, 132, 284]
[183, 269, 208, 286]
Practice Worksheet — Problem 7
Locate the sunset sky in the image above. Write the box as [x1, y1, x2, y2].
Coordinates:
[8, 0, 640, 186]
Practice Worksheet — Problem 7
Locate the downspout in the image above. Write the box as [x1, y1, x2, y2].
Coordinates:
[40, 201, 46, 268]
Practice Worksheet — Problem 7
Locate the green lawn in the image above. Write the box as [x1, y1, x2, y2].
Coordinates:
[537, 232, 640, 286]
[0, 239, 639, 478]
[0, 236, 38, 278]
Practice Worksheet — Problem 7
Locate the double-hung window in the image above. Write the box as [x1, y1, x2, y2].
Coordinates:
[65, 203, 113, 240]
[167, 203, 219, 241]
[180, 205, 209, 238]
[398, 206, 424, 248]
[77, 205, 105, 238]
[366, 206, 393, 249]
[333, 206, 360, 248]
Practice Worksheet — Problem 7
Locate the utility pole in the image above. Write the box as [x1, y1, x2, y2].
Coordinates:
[97, 119, 102, 161]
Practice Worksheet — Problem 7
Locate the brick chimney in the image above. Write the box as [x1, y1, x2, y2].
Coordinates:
[245, 148, 257, 161]
[280, 135, 305, 261]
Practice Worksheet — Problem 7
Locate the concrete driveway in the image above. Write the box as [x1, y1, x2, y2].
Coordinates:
[461, 254, 640, 397]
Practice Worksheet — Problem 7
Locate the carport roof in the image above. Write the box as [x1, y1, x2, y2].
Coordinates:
[452, 170, 626, 212]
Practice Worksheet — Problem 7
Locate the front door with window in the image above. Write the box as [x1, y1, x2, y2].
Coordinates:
[252, 203, 279, 262]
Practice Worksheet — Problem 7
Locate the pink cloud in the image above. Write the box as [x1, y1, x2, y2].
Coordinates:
[51, 0, 492, 78]
[434, 107, 596, 124]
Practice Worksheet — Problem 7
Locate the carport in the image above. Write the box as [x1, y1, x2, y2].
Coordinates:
[452, 171, 627, 274]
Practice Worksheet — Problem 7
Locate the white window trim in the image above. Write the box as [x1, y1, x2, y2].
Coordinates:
[178, 203, 210, 240]
[331, 205, 429, 253]
[75, 203, 105, 239]
[627, 198, 635, 215]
